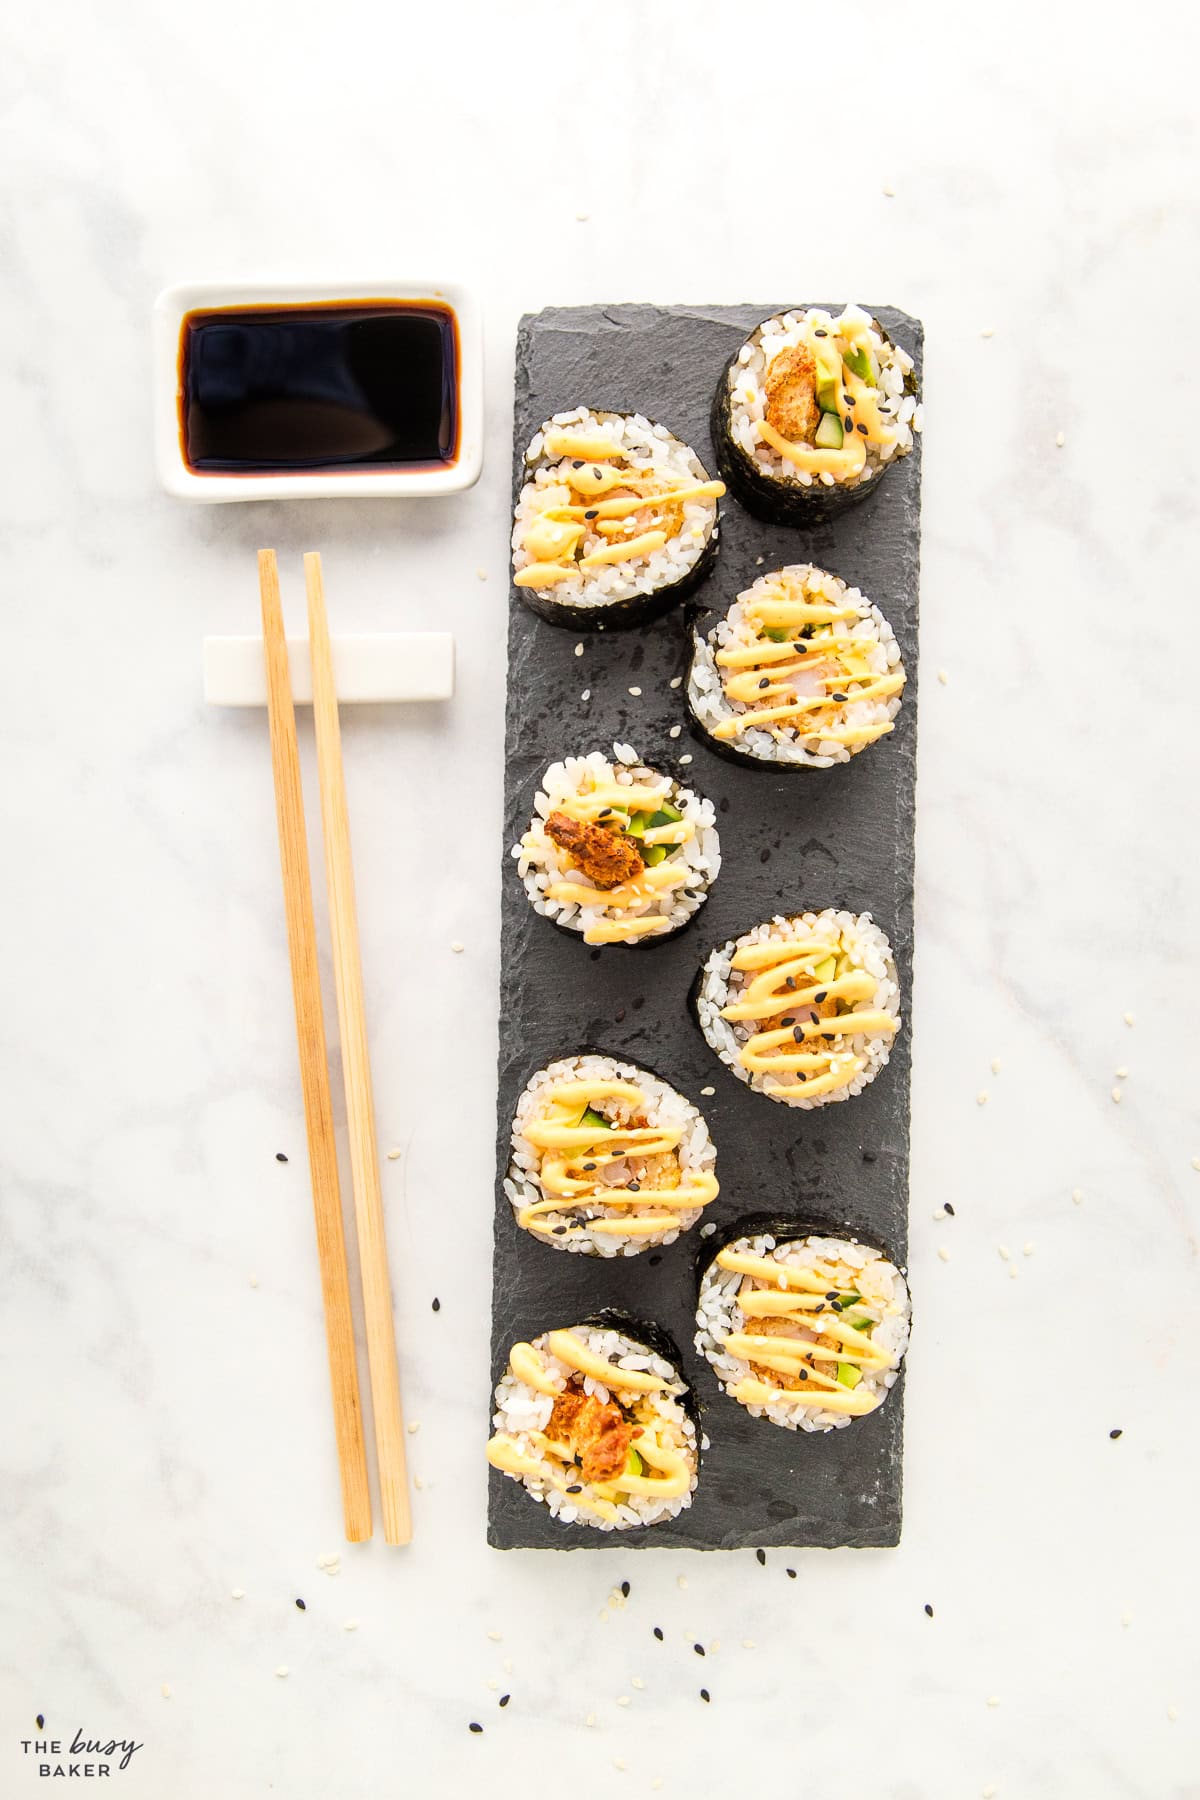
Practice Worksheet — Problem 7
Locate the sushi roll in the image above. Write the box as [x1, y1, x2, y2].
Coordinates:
[694, 910, 901, 1106]
[506, 1053, 720, 1256]
[511, 408, 724, 627]
[486, 1316, 700, 1531]
[695, 1225, 911, 1432]
[513, 746, 721, 946]
[687, 564, 906, 768]
[712, 306, 921, 524]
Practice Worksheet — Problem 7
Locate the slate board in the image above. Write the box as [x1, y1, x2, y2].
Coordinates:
[489, 304, 922, 1550]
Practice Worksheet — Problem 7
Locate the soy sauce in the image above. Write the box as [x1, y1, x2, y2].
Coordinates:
[178, 299, 459, 474]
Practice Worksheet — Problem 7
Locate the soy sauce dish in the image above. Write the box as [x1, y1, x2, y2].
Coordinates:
[153, 280, 482, 501]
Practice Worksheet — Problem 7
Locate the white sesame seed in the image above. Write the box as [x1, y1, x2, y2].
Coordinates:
[679, 754, 693, 765]
[669, 724, 682, 738]
[613, 1761, 626, 1772]
[937, 1246, 951, 1262]
[700, 1086, 715, 1096]
[755, 555, 764, 566]
[1167, 1705, 1178, 1722]
[486, 1678, 499, 1691]
[248, 1274, 259, 1288]
[677, 1575, 688, 1590]
[998, 1245, 1011, 1260]
[450, 940, 464, 954]
[1123, 1012, 1135, 1026]
[1008, 1263, 1018, 1279]
[932, 1207, 946, 1221]
[584, 1713, 596, 1727]
[1072, 1188, 1084, 1204]
[1192, 1157, 1200, 1172]
[386, 1147, 401, 1160]
[937, 668, 949, 685]
[275, 1666, 290, 1679]
[1115, 1066, 1128, 1080]
[742, 1638, 756, 1649]
[976, 1090, 989, 1106]
[1111, 1086, 1122, 1104]
[616, 1695, 631, 1707]
[987, 1694, 1001, 1707]
[1023, 1242, 1034, 1257]
[575, 643, 584, 657]
[669, 675, 683, 689]
[486, 1631, 502, 1643]
[598, 1609, 609, 1622]
[982, 1788, 998, 1799]
[581, 689, 591, 701]
[161, 1684, 172, 1698]
[1121, 1612, 1132, 1627]
[882, 181, 896, 197]
[343, 1619, 360, 1631]
[991, 1057, 1002, 1074]
[407, 1420, 421, 1434]
[652, 1783, 664, 1793]
[413, 1475, 424, 1490]
[980, 326, 995, 338]
[628, 685, 642, 696]
[631, 1676, 645, 1689]
[231, 1587, 245, 1599]
[476, 568, 488, 581]
[503, 1660, 512, 1673]
[575, 211, 590, 222]
[1055, 431, 1065, 448]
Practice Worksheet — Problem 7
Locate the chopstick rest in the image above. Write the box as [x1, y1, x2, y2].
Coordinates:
[204, 632, 454, 707]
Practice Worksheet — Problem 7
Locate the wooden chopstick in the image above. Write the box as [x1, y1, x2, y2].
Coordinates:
[257, 549, 372, 1544]
[304, 550, 413, 1547]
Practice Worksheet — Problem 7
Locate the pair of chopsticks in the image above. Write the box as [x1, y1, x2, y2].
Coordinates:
[258, 549, 411, 1546]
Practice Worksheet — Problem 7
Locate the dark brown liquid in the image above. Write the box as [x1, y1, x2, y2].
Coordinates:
[178, 299, 459, 474]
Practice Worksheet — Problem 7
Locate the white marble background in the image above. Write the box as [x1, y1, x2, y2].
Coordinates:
[2, 2, 1197, 1794]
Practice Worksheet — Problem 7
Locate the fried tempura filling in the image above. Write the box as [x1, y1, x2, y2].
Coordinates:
[545, 811, 644, 888]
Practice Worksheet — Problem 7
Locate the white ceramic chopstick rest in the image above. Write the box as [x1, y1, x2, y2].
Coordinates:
[204, 633, 454, 706]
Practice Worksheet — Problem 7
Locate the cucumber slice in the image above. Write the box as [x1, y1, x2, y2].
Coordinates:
[814, 413, 844, 450]
[642, 844, 668, 867]
[844, 1314, 873, 1333]
[763, 626, 790, 642]
[625, 1447, 644, 1477]
[836, 1363, 862, 1389]
[843, 344, 878, 386]
[626, 811, 649, 837]
[813, 956, 837, 983]
[578, 1106, 612, 1131]
[647, 803, 682, 828]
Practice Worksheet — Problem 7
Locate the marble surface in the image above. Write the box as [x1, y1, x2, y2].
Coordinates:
[1, 3, 1197, 1795]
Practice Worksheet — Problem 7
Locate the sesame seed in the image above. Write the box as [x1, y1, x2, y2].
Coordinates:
[1111, 1086, 1122, 1103]
[977, 1089, 989, 1106]
[678, 1575, 688, 1589]
[343, 1619, 360, 1631]
[1121, 1612, 1132, 1627]
[585, 1713, 596, 1727]
[1008, 1264, 1018, 1279]
[275, 1151, 288, 1163]
[945, 1202, 956, 1217]
[669, 724, 682, 738]
[980, 325, 995, 338]
[700, 1688, 711, 1702]
[295, 1598, 306, 1611]
[1055, 430, 1065, 448]
[932, 1208, 946, 1221]
[487, 1630, 502, 1642]
[924, 1603, 934, 1617]
[882, 181, 895, 196]
[1023, 1242, 1034, 1257]
[759, 676, 770, 689]
[432, 1297, 441, 1312]
[982, 1789, 998, 1798]
[575, 211, 589, 222]
[616, 1695, 631, 1707]
[786, 1568, 797, 1579]
[937, 668, 949, 685]
[1110, 1428, 1123, 1439]
[1072, 1187, 1084, 1204]
[1123, 1011, 1135, 1025]
[1167, 1706, 1178, 1722]
[275, 1666, 289, 1679]
[679, 753, 693, 765]
[413, 1475, 424, 1490]
[1192, 1157, 1200, 1172]
[628, 686, 642, 696]
[161, 1683, 172, 1698]
[231, 1588, 245, 1599]
[937, 1246, 951, 1263]
[987, 1695, 1001, 1707]
[386, 1147, 401, 1160]
[998, 1245, 1011, 1260]
[450, 940, 464, 953]
[476, 567, 488, 581]
[581, 688, 590, 700]
[574, 643, 584, 656]
[1115, 1066, 1128, 1080]
[621, 1580, 630, 1597]
[499, 1693, 510, 1708]
[631, 1676, 644, 1690]
[991, 1057, 1002, 1074]
[36, 1716, 44, 1730]
[248, 1274, 259, 1288]
[669, 675, 683, 689]
[694, 1643, 705, 1656]
[653, 1626, 664, 1640]
[468, 1722, 483, 1734]
[407, 1420, 421, 1434]
[756, 1549, 766, 1569]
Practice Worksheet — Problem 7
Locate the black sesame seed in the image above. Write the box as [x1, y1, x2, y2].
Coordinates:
[632, 996, 644, 1010]
[499, 1694, 511, 1708]
[572, 459, 584, 468]
[785, 976, 796, 989]
[583, 1162, 596, 1171]
[585, 509, 598, 519]
[862, 1151, 877, 1163]
[825, 1291, 839, 1301]
[1110, 1428, 1123, 1439]
[553, 1225, 569, 1235]
[798, 1369, 808, 1380]
[786, 1567, 797, 1579]
[36, 1715, 44, 1730]
[275, 1152, 288, 1163]
[295, 1598, 306, 1611]
[653, 1626, 664, 1641]
[814, 990, 827, 1004]
[469, 1721, 483, 1734]
[615, 1008, 626, 1023]
[628, 1181, 641, 1192]
[857, 422, 868, 435]
[794, 642, 808, 655]
[793, 1026, 804, 1043]
[432, 1297, 441, 1312]
[719, 796, 730, 813]
[814, 329, 828, 338]
[700, 1688, 711, 1702]
[694, 1642, 706, 1656]
[592, 466, 603, 479]
[944, 1202, 956, 1217]
[781, 1016, 795, 1027]
[924, 1603, 934, 1617]
[756, 1548, 766, 1566]
[845, 395, 856, 408]
[758, 676, 771, 689]
[649, 1253, 662, 1266]
[832, 692, 847, 703]
[590, 948, 602, 962]
[566, 1485, 582, 1494]
[844, 418, 854, 434]
[759, 848, 770, 864]
[621, 1580, 630, 1598]
[598, 808, 612, 818]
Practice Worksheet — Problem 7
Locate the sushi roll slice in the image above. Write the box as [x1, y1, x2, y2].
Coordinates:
[486, 1315, 700, 1531]
[506, 1053, 720, 1256]
[511, 408, 724, 628]
[712, 306, 921, 524]
[694, 910, 901, 1106]
[513, 746, 721, 946]
[687, 564, 906, 768]
[695, 1225, 911, 1432]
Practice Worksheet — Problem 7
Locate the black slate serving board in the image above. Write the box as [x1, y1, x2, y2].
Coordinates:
[490, 304, 922, 1550]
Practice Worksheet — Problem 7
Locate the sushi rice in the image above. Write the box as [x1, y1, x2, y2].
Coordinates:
[487, 1323, 700, 1530]
[695, 1231, 911, 1432]
[514, 746, 720, 946]
[506, 1053, 719, 1257]
[688, 564, 906, 768]
[696, 910, 901, 1106]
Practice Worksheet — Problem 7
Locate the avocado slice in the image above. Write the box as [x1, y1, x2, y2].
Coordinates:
[836, 1363, 862, 1389]
[626, 811, 649, 838]
[813, 342, 842, 414]
[578, 1106, 612, 1131]
[647, 801, 683, 827]
[813, 955, 837, 983]
[814, 413, 844, 450]
[625, 1447, 644, 1477]
[642, 844, 669, 867]
[843, 343, 878, 386]
[763, 626, 790, 643]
